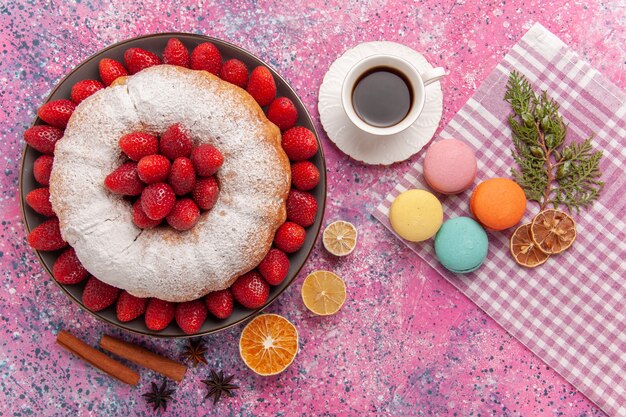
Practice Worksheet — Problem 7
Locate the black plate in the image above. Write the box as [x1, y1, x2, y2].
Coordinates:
[19, 33, 327, 338]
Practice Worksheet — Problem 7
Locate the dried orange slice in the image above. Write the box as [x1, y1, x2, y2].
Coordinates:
[301, 270, 346, 315]
[530, 209, 577, 254]
[239, 314, 298, 376]
[510, 223, 550, 267]
[322, 220, 357, 256]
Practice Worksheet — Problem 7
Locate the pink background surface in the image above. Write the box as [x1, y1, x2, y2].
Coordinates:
[0, 1, 624, 416]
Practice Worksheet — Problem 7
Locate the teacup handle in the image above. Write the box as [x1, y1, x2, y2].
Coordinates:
[421, 67, 447, 86]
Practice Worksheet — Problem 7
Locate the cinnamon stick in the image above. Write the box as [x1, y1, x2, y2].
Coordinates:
[56, 330, 140, 386]
[99, 335, 187, 382]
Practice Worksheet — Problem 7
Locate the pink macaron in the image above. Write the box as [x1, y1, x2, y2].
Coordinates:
[423, 139, 477, 194]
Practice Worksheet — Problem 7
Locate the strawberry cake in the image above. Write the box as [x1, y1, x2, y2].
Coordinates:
[49, 64, 291, 302]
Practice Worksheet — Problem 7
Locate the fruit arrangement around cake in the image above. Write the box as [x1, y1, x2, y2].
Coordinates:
[21, 35, 326, 337]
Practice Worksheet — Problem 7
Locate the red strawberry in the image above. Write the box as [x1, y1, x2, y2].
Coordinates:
[286, 190, 318, 227]
[204, 289, 233, 319]
[53, 247, 88, 285]
[104, 162, 144, 196]
[169, 157, 196, 195]
[124, 47, 162, 75]
[267, 97, 298, 130]
[291, 161, 320, 191]
[119, 132, 159, 161]
[190, 42, 222, 75]
[82, 276, 120, 311]
[246, 66, 276, 106]
[38, 99, 76, 128]
[27, 217, 67, 251]
[70, 79, 104, 104]
[274, 221, 306, 253]
[219, 59, 249, 88]
[131, 199, 161, 229]
[160, 123, 193, 160]
[145, 298, 175, 331]
[258, 248, 290, 286]
[25, 187, 54, 217]
[192, 177, 219, 210]
[190, 144, 223, 177]
[137, 154, 171, 184]
[24, 125, 63, 154]
[99, 58, 128, 86]
[175, 300, 207, 334]
[231, 271, 270, 309]
[33, 154, 54, 186]
[281, 126, 318, 161]
[141, 183, 176, 220]
[116, 291, 148, 322]
[166, 198, 200, 231]
[163, 38, 190, 68]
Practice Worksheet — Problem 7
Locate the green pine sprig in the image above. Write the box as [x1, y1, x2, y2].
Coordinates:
[504, 71, 604, 213]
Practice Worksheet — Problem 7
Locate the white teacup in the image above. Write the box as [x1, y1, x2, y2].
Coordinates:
[341, 55, 446, 136]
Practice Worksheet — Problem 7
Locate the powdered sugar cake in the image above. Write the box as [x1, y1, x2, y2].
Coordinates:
[49, 65, 291, 302]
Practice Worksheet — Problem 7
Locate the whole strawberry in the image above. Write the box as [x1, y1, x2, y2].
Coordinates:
[267, 97, 298, 130]
[137, 154, 171, 184]
[145, 298, 176, 331]
[175, 300, 208, 335]
[24, 125, 63, 155]
[104, 162, 144, 196]
[190, 144, 223, 177]
[246, 66, 276, 107]
[131, 199, 162, 229]
[116, 291, 148, 322]
[281, 126, 318, 161]
[274, 221, 306, 253]
[231, 271, 270, 309]
[169, 157, 196, 195]
[219, 59, 249, 88]
[141, 183, 176, 220]
[38, 99, 76, 128]
[258, 248, 290, 286]
[99, 58, 128, 86]
[160, 123, 193, 160]
[192, 177, 220, 210]
[53, 247, 88, 285]
[33, 154, 54, 186]
[70, 79, 104, 104]
[286, 190, 318, 227]
[82, 276, 120, 312]
[124, 47, 162, 74]
[190, 42, 222, 75]
[163, 38, 190, 68]
[119, 132, 159, 161]
[291, 161, 320, 191]
[166, 198, 200, 231]
[25, 187, 55, 217]
[204, 289, 234, 319]
[27, 218, 67, 251]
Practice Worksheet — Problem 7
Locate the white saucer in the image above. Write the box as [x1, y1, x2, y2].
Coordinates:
[318, 41, 444, 165]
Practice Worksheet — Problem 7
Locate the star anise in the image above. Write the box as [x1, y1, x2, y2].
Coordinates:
[202, 369, 239, 404]
[142, 381, 175, 412]
[181, 339, 208, 367]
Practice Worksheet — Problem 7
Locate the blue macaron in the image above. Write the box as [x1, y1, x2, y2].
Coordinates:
[434, 217, 489, 274]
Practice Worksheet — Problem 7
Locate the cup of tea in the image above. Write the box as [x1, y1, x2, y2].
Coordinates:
[341, 55, 446, 136]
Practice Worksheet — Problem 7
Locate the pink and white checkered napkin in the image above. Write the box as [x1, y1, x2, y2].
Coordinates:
[373, 23, 625, 416]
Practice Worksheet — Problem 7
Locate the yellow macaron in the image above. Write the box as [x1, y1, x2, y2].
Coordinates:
[389, 189, 443, 242]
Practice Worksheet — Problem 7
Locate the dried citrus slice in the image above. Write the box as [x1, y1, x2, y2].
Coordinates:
[322, 220, 358, 256]
[530, 209, 577, 254]
[301, 270, 346, 315]
[239, 314, 298, 376]
[510, 223, 550, 267]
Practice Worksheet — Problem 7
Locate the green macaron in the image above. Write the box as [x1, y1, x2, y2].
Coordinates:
[434, 217, 489, 273]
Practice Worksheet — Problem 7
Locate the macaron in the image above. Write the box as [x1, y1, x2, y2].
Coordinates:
[389, 189, 443, 242]
[434, 217, 489, 273]
[423, 139, 477, 194]
[470, 178, 527, 231]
